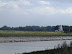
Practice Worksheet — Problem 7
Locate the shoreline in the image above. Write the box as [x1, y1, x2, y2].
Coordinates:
[0, 36, 72, 43]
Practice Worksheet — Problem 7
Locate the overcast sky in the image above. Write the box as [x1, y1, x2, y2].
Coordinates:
[0, 0, 72, 27]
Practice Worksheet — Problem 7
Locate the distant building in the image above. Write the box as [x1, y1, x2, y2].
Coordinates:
[55, 25, 63, 32]
[58, 25, 63, 32]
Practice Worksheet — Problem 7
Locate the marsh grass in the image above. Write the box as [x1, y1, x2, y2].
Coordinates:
[0, 30, 72, 37]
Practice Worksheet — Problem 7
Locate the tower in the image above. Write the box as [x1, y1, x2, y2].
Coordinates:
[58, 25, 63, 32]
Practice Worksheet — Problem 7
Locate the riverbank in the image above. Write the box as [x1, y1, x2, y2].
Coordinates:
[0, 31, 72, 43]
[0, 36, 72, 43]
[23, 41, 72, 54]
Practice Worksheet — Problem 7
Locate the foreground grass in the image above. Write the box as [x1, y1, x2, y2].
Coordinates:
[23, 41, 72, 54]
[0, 30, 72, 37]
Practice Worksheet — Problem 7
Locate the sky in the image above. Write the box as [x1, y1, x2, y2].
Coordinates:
[0, 0, 72, 27]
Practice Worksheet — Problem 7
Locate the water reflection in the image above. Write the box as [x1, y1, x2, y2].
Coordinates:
[0, 40, 72, 54]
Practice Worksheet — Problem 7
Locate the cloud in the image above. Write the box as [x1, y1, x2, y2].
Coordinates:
[0, 1, 7, 7]
[27, 6, 72, 15]
[27, 6, 56, 15]
[0, 0, 72, 15]
[0, 0, 32, 8]
[18, 0, 32, 6]
[58, 8, 72, 14]
[39, 1, 50, 5]
[46, 0, 72, 3]
[0, 0, 32, 14]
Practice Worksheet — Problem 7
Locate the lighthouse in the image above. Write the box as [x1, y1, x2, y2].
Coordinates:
[58, 25, 63, 32]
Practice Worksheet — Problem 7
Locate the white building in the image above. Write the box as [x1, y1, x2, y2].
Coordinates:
[58, 25, 63, 32]
[55, 25, 63, 32]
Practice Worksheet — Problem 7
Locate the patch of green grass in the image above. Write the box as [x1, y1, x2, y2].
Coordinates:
[0, 30, 72, 37]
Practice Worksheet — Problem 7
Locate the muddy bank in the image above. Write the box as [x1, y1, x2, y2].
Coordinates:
[0, 36, 72, 43]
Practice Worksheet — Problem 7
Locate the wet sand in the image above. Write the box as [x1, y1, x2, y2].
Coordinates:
[0, 36, 72, 43]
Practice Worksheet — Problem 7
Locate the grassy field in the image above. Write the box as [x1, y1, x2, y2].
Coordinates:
[0, 30, 72, 37]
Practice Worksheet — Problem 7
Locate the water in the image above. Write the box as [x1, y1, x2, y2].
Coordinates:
[0, 40, 72, 54]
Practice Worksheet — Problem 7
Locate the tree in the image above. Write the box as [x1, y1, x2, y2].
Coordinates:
[1, 25, 11, 30]
[40, 26, 46, 31]
[54, 25, 60, 31]
[70, 26, 72, 32]
[62, 25, 70, 33]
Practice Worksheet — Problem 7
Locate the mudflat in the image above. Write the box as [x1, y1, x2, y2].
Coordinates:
[0, 36, 72, 43]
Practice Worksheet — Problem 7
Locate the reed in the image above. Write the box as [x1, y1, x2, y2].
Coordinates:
[0, 30, 72, 37]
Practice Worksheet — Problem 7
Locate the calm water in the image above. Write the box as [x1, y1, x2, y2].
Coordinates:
[0, 40, 72, 54]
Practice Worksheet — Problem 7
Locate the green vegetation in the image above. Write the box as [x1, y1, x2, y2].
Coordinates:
[23, 41, 72, 54]
[0, 25, 55, 31]
[0, 30, 72, 37]
[1, 25, 72, 33]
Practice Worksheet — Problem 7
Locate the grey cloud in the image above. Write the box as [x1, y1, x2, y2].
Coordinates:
[0, 0, 72, 27]
[46, 0, 72, 3]
[0, 0, 17, 2]
[1, 0, 72, 3]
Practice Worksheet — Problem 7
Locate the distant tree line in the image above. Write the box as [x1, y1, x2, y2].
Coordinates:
[0, 25, 72, 32]
[0, 25, 55, 31]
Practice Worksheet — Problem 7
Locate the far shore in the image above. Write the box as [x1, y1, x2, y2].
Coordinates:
[0, 36, 72, 43]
